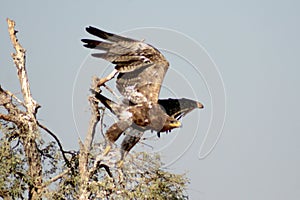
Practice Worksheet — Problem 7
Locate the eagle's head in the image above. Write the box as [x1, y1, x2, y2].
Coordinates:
[161, 117, 182, 132]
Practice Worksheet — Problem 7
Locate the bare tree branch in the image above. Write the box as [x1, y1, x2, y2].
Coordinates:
[78, 77, 101, 200]
[37, 121, 72, 167]
[40, 170, 69, 189]
[6, 18, 42, 200]
[0, 86, 25, 126]
[4, 89, 25, 107]
[7, 18, 40, 116]
[84, 77, 101, 149]
[78, 141, 90, 200]
[0, 113, 18, 124]
[88, 154, 112, 178]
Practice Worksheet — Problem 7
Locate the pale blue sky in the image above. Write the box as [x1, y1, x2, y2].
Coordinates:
[1, 1, 300, 199]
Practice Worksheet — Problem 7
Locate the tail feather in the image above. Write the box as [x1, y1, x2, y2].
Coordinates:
[92, 91, 120, 115]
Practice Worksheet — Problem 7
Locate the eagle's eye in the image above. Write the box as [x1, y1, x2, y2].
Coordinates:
[169, 120, 181, 128]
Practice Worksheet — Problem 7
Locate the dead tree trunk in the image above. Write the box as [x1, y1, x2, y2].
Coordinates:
[3, 18, 42, 200]
[78, 79, 101, 200]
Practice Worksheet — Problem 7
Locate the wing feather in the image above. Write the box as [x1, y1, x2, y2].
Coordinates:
[82, 26, 169, 104]
[81, 39, 112, 50]
[85, 26, 136, 42]
[158, 98, 204, 119]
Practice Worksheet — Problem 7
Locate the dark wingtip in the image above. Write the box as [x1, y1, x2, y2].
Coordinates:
[81, 38, 90, 43]
[81, 39, 94, 49]
[85, 25, 136, 42]
[81, 39, 97, 49]
[85, 26, 98, 33]
[85, 26, 112, 40]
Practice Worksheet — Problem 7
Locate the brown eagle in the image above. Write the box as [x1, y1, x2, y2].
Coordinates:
[93, 91, 203, 160]
[82, 26, 204, 157]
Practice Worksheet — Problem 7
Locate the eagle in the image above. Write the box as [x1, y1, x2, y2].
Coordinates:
[82, 26, 204, 158]
[92, 92, 203, 160]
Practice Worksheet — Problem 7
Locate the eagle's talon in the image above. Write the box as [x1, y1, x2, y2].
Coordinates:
[117, 160, 124, 168]
[102, 145, 111, 156]
[157, 132, 161, 138]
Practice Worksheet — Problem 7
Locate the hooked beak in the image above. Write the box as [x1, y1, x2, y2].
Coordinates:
[170, 120, 182, 128]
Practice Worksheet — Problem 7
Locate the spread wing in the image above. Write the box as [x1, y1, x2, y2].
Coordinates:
[82, 26, 169, 104]
[158, 98, 204, 120]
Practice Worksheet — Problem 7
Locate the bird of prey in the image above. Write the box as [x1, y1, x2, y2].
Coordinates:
[82, 26, 204, 158]
[93, 92, 203, 160]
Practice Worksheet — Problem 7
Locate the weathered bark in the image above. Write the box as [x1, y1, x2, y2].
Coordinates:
[78, 78, 101, 200]
[4, 18, 42, 200]
[2, 19, 103, 200]
[1, 19, 73, 199]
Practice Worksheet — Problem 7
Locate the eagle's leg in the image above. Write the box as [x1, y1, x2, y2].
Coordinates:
[119, 149, 129, 163]
[97, 69, 118, 87]
[117, 131, 143, 168]
[102, 121, 130, 156]
[116, 148, 128, 168]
